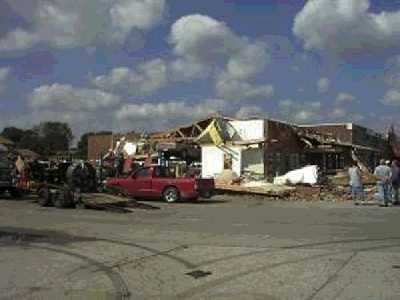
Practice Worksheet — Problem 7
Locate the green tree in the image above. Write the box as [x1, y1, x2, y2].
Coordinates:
[33, 122, 73, 156]
[17, 129, 44, 154]
[1, 127, 26, 144]
[77, 132, 94, 159]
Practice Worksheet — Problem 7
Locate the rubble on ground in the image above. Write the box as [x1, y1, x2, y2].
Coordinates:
[215, 181, 294, 198]
[273, 165, 319, 185]
[215, 164, 380, 202]
[215, 169, 240, 185]
[80, 193, 160, 213]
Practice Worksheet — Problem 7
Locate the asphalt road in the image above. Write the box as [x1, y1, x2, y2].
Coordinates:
[1, 195, 400, 300]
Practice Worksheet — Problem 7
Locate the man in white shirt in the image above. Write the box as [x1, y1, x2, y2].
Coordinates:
[374, 159, 392, 207]
[348, 161, 364, 205]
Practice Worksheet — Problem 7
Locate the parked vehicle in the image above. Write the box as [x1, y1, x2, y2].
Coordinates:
[0, 155, 21, 198]
[106, 165, 215, 202]
[37, 162, 97, 208]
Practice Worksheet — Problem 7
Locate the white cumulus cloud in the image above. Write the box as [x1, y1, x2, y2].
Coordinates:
[92, 14, 272, 95]
[381, 89, 400, 106]
[317, 77, 330, 93]
[382, 55, 400, 106]
[235, 106, 265, 119]
[293, 0, 400, 56]
[0, 67, 11, 94]
[169, 14, 273, 98]
[385, 55, 400, 88]
[331, 107, 347, 119]
[27, 83, 123, 136]
[91, 58, 168, 95]
[30, 83, 121, 111]
[169, 14, 242, 63]
[226, 41, 270, 80]
[278, 99, 322, 123]
[115, 99, 228, 131]
[0, 0, 167, 51]
[169, 58, 212, 82]
[216, 74, 274, 101]
[336, 92, 356, 103]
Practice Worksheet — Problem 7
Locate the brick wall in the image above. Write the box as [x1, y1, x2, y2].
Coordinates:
[87, 133, 140, 162]
[264, 120, 304, 178]
[300, 124, 352, 144]
[87, 135, 113, 162]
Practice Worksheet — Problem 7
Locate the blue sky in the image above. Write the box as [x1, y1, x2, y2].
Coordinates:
[0, 0, 400, 138]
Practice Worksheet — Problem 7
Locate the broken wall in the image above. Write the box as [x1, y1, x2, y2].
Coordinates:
[299, 123, 387, 170]
[300, 124, 352, 143]
[201, 145, 242, 178]
[242, 147, 264, 175]
[88, 134, 113, 162]
[229, 119, 265, 141]
[351, 124, 386, 151]
[264, 120, 303, 178]
[88, 133, 140, 162]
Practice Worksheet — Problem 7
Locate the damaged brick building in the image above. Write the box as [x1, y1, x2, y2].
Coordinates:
[297, 123, 388, 173]
[87, 116, 389, 180]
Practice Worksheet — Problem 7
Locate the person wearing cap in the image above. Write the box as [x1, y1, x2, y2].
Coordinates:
[348, 161, 364, 205]
[374, 159, 393, 207]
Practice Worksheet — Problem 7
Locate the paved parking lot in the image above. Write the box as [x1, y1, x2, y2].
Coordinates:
[1, 195, 400, 299]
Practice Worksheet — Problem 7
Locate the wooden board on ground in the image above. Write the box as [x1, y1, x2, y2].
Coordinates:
[215, 183, 295, 197]
[80, 193, 160, 213]
[81, 193, 130, 205]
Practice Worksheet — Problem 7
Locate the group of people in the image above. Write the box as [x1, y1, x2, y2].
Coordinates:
[349, 159, 400, 206]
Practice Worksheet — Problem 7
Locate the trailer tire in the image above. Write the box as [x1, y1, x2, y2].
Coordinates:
[163, 186, 180, 203]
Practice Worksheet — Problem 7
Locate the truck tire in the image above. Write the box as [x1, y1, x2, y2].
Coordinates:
[200, 190, 213, 199]
[38, 188, 52, 206]
[75, 201, 86, 209]
[53, 192, 71, 208]
[163, 187, 180, 203]
[10, 188, 21, 199]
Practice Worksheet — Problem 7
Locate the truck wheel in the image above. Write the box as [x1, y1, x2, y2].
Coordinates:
[53, 192, 71, 208]
[163, 187, 180, 203]
[38, 188, 52, 206]
[75, 201, 86, 209]
[10, 188, 21, 199]
[200, 190, 213, 199]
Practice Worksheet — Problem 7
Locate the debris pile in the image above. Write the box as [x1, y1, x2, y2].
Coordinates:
[81, 193, 160, 213]
[214, 163, 380, 202]
[273, 165, 318, 185]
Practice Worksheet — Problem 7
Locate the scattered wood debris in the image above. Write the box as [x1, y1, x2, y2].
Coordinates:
[215, 182, 294, 198]
[81, 193, 160, 213]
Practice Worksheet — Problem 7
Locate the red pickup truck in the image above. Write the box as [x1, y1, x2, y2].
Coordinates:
[106, 166, 215, 202]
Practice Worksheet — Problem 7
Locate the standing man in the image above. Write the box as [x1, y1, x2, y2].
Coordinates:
[374, 159, 392, 207]
[348, 161, 364, 205]
[391, 160, 400, 205]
